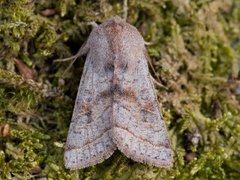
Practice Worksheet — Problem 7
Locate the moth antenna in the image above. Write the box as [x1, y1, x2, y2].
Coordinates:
[146, 51, 167, 89]
[54, 55, 78, 63]
[151, 76, 168, 90]
[53, 48, 82, 76]
[61, 55, 79, 76]
[144, 49, 162, 83]
[54, 40, 89, 75]
[123, 0, 128, 21]
[54, 22, 94, 65]
[54, 41, 87, 63]
[144, 41, 154, 45]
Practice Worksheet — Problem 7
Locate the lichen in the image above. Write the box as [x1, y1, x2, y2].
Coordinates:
[0, 0, 240, 179]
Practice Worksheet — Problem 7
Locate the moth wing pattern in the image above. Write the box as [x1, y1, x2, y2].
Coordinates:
[64, 30, 117, 169]
[108, 18, 173, 168]
[64, 16, 173, 169]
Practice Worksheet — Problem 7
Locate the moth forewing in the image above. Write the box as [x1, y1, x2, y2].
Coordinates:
[64, 16, 173, 169]
[64, 20, 116, 170]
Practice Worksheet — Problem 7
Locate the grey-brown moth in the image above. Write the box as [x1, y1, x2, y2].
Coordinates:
[64, 16, 173, 169]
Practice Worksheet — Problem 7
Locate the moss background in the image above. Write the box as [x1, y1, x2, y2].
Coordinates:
[0, 0, 240, 179]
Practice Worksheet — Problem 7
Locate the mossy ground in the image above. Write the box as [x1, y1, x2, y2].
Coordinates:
[0, 0, 240, 179]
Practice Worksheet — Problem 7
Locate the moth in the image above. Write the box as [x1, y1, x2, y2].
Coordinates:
[64, 16, 173, 169]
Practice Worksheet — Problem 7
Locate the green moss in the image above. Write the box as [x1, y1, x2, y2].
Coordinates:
[0, 0, 240, 179]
